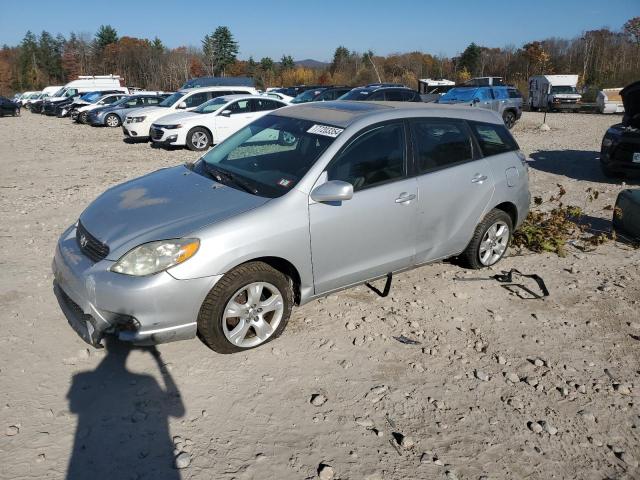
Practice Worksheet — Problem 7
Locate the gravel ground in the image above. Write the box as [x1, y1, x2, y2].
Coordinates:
[0, 111, 639, 480]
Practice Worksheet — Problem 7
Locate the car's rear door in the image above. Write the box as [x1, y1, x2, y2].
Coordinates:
[410, 117, 495, 263]
[309, 121, 418, 294]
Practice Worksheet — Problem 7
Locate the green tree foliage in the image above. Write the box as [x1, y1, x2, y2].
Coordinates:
[330, 45, 350, 74]
[280, 54, 295, 71]
[202, 26, 238, 76]
[458, 42, 482, 77]
[94, 25, 118, 50]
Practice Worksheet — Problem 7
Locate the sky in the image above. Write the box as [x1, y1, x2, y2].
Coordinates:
[0, 0, 638, 61]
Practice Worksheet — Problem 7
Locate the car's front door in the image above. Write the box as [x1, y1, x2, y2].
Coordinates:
[309, 121, 418, 295]
[214, 99, 254, 142]
[409, 117, 495, 263]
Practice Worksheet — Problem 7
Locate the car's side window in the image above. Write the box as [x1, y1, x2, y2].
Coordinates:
[125, 98, 138, 107]
[145, 97, 160, 105]
[410, 118, 473, 174]
[469, 121, 519, 157]
[327, 122, 405, 192]
[251, 99, 281, 112]
[385, 90, 403, 101]
[228, 100, 251, 114]
[368, 92, 384, 101]
[477, 89, 493, 101]
[184, 92, 208, 108]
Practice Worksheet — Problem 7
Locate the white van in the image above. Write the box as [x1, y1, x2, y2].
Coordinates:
[122, 85, 258, 140]
[528, 75, 582, 111]
[46, 75, 128, 102]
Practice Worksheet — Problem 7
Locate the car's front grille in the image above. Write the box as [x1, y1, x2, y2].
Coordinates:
[76, 221, 109, 262]
[151, 128, 164, 140]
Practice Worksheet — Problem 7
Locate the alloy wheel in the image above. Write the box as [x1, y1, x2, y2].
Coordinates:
[222, 282, 284, 348]
[191, 131, 208, 150]
[479, 221, 510, 266]
[106, 114, 119, 127]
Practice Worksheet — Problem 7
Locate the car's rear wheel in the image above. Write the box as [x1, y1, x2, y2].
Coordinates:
[105, 113, 121, 127]
[186, 127, 211, 151]
[197, 262, 293, 353]
[461, 209, 512, 269]
[503, 110, 516, 129]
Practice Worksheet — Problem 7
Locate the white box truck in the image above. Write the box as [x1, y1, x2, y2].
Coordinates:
[528, 74, 582, 111]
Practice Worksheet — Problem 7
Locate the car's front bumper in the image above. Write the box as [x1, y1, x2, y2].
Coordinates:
[601, 132, 640, 175]
[150, 126, 185, 145]
[122, 119, 151, 139]
[52, 225, 221, 347]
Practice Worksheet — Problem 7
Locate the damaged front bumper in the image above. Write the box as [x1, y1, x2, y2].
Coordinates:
[52, 225, 221, 347]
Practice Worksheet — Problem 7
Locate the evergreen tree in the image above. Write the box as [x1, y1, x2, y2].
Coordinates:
[95, 25, 118, 50]
[330, 46, 350, 74]
[202, 26, 238, 76]
[458, 42, 482, 77]
[18, 31, 39, 88]
[280, 54, 295, 71]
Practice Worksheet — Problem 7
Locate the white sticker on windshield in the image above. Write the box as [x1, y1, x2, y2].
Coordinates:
[307, 124, 344, 138]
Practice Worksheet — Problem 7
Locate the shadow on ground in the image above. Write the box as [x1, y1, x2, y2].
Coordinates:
[66, 338, 184, 480]
[528, 150, 639, 185]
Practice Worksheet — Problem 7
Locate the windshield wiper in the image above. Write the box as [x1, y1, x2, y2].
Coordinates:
[204, 165, 259, 195]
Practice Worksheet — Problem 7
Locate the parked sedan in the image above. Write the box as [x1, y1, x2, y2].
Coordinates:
[290, 86, 352, 104]
[87, 94, 168, 127]
[150, 95, 288, 150]
[338, 85, 422, 102]
[73, 93, 129, 123]
[0, 96, 21, 116]
[53, 101, 529, 352]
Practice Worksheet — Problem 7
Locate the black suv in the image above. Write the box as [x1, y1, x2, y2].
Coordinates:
[290, 86, 352, 103]
[338, 84, 422, 102]
[0, 96, 20, 116]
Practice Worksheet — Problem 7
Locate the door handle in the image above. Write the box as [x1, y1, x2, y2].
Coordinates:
[471, 174, 488, 184]
[395, 193, 416, 203]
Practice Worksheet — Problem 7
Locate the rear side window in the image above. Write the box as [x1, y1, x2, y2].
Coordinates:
[327, 122, 405, 191]
[469, 122, 519, 157]
[385, 90, 403, 101]
[477, 89, 493, 100]
[410, 118, 473, 173]
[402, 90, 418, 101]
[493, 88, 509, 100]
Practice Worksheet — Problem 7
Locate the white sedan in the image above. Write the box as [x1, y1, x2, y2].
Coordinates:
[150, 95, 288, 151]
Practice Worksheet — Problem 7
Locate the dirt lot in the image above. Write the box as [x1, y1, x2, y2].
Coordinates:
[0, 111, 639, 480]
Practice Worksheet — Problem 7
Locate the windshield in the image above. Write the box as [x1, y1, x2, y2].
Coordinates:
[551, 85, 577, 94]
[291, 89, 323, 104]
[198, 115, 338, 198]
[338, 89, 370, 101]
[52, 87, 65, 97]
[159, 91, 184, 107]
[193, 97, 228, 114]
[439, 87, 478, 102]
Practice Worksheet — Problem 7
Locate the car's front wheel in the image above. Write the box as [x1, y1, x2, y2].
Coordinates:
[503, 110, 516, 129]
[197, 262, 293, 353]
[14, 108, 20, 117]
[461, 209, 513, 269]
[105, 113, 121, 127]
[79, 111, 89, 124]
[186, 127, 212, 151]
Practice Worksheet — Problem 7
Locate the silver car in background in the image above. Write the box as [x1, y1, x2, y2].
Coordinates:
[53, 101, 529, 353]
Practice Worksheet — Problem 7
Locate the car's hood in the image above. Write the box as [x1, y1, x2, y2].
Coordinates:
[152, 111, 200, 126]
[79, 165, 269, 259]
[621, 80, 640, 127]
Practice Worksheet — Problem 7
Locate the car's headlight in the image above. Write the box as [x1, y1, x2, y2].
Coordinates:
[161, 124, 183, 129]
[129, 116, 146, 123]
[110, 238, 200, 276]
[602, 138, 613, 148]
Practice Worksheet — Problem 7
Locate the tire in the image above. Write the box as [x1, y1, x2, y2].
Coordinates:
[197, 261, 294, 354]
[14, 108, 20, 117]
[105, 113, 121, 127]
[600, 162, 618, 178]
[186, 127, 211, 151]
[460, 209, 513, 269]
[79, 111, 88, 124]
[502, 110, 516, 129]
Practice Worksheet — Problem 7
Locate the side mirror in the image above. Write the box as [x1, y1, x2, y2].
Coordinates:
[472, 98, 480, 104]
[177, 101, 187, 109]
[220, 109, 231, 117]
[310, 180, 354, 203]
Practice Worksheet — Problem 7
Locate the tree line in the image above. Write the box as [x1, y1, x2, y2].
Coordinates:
[1, 18, 638, 97]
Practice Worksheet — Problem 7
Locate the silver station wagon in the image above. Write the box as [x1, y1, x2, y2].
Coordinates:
[53, 101, 530, 353]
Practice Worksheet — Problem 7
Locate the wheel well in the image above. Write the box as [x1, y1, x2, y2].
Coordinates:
[503, 108, 516, 116]
[188, 125, 213, 141]
[494, 202, 518, 226]
[241, 257, 302, 305]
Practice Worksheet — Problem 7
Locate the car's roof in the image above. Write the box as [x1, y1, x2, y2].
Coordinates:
[178, 86, 256, 94]
[274, 100, 503, 127]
